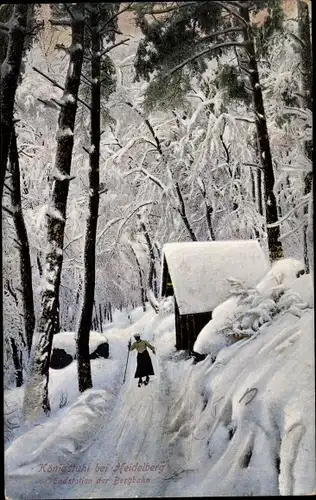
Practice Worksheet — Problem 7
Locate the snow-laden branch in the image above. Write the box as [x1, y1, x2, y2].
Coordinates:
[32, 67, 91, 111]
[196, 26, 244, 45]
[279, 219, 306, 241]
[109, 136, 157, 162]
[111, 201, 157, 251]
[123, 168, 168, 192]
[166, 42, 246, 76]
[96, 216, 124, 244]
[100, 38, 130, 58]
[63, 234, 83, 252]
[266, 195, 310, 228]
[124, 102, 163, 155]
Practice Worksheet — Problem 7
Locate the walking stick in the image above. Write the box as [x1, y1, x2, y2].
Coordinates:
[123, 339, 131, 384]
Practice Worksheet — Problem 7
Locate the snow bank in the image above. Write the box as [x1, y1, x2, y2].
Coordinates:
[5, 389, 115, 500]
[193, 295, 240, 357]
[165, 263, 315, 497]
[162, 240, 269, 315]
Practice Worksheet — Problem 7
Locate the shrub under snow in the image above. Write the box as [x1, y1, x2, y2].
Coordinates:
[194, 258, 309, 358]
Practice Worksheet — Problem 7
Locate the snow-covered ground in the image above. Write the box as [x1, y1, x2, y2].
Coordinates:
[4, 260, 315, 498]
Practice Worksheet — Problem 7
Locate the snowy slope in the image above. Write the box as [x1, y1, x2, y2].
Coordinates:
[5, 266, 315, 498]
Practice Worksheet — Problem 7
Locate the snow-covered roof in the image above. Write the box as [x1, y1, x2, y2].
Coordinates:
[161, 240, 270, 315]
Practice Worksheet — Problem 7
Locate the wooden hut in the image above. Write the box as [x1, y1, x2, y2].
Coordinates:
[161, 240, 269, 353]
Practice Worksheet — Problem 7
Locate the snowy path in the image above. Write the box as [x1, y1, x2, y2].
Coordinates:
[62, 350, 172, 498]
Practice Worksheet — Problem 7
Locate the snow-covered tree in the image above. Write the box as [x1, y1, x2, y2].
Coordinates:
[22, 4, 85, 421]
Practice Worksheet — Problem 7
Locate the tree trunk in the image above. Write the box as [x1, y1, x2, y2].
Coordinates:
[175, 182, 197, 241]
[10, 337, 23, 387]
[297, 0, 312, 272]
[109, 302, 112, 322]
[22, 10, 84, 421]
[198, 177, 215, 240]
[99, 304, 103, 333]
[138, 216, 158, 297]
[240, 6, 283, 262]
[93, 301, 99, 330]
[130, 245, 147, 312]
[306, 176, 313, 278]
[76, 5, 101, 393]
[8, 126, 35, 355]
[0, 4, 29, 202]
[37, 251, 43, 277]
[5, 279, 25, 387]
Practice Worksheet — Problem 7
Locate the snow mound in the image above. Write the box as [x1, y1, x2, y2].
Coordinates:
[166, 285, 315, 496]
[256, 257, 305, 297]
[53, 331, 108, 358]
[193, 296, 240, 357]
[5, 389, 115, 500]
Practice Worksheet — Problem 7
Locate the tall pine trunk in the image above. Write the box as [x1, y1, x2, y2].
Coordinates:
[8, 126, 35, 355]
[0, 4, 29, 202]
[22, 10, 84, 421]
[240, 6, 283, 262]
[76, 6, 101, 393]
[297, 0, 312, 272]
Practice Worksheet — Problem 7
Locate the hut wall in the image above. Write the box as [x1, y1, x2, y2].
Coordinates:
[175, 298, 213, 352]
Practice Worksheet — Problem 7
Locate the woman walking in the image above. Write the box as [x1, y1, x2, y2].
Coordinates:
[129, 334, 156, 387]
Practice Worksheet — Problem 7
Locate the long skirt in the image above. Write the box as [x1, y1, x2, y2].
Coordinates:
[134, 350, 154, 378]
